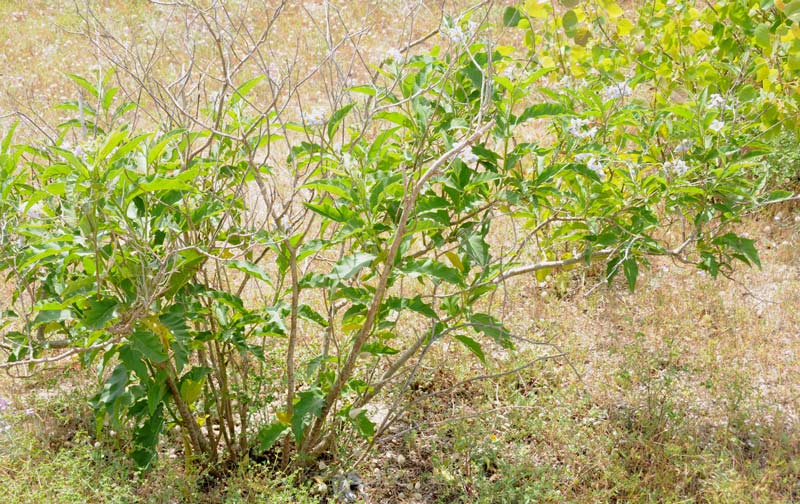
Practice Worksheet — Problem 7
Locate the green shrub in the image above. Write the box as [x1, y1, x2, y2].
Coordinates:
[0, 0, 797, 475]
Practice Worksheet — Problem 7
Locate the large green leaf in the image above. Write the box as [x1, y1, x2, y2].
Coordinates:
[622, 256, 639, 292]
[713, 233, 761, 268]
[348, 408, 375, 440]
[503, 6, 522, 27]
[453, 334, 486, 365]
[291, 388, 325, 442]
[99, 364, 129, 406]
[470, 313, 512, 349]
[402, 258, 464, 285]
[515, 104, 568, 124]
[132, 406, 164, 469]
[227, 259, 272, 285]
[328, 253, 376, 281]
[327, 103, 355, 140]
[257, 422, 289, 451]
[562, 10, 578, 38]
[130, 329, 168, 363]
[361, 341, 399, 355]
[83, 298, 118, 330]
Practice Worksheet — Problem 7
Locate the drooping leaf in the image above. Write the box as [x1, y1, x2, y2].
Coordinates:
[257, 422, 289, 451]
[99, 364, 129, 406]
[83, 298, 118, 330]
[291, 388, 325, 443]
[298, 304, 329, 327]
[461, 230, 490, 267]
[713, 233, 761, 268]
[622, 256, 638, 292]
[178, 365, 212, 406]
[402, 258, 464, 285]
[470, 313, 512, 349]
[132, 406, 164, 469]
[227, 260, 273, 285]
[130, 329, 168, 363]
[453, 334, 486, 365]
[349, 408, 376, 439]
[503, 6, 523, 26]
[361, 342, 400, 355]
[328, 253, 376, 282]
[327, 103, 355, 140]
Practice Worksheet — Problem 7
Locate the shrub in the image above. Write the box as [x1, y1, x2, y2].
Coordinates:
[0, 0, 797, 473]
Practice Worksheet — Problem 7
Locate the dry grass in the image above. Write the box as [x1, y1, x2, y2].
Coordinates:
[1, 1, 800, 503]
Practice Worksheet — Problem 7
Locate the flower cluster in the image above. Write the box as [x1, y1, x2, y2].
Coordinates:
[708, 93, 726, 109]
[707, 92, 737, 112]
[384, 48, 404, 64]
[442, 24, 467, 45]
[575, 153, 604, 179]
[675, 139, 694, 154]
[664, 159, 689, 176]
[501, 64, 520, 80]
[305, 107, 327, 127]
[61, 141, 86, 159]
[603, 81, 632, 101]
[459, 148, 479, 167]
[342, 152, 356, 171]
[25, 201, 45, 219]
[568, 118, 597, 139]
[441, 19, 478, 45]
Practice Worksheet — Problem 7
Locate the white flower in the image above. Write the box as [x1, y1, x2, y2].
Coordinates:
[603, 81, 632, 101]
[342, 152, 356, 170]
[440, 18, 478, 45]
[441, 22, 467, 45]
[708, 119, 725, 133]
[675, 139, 694, 154]
[501, 65, 519, 80]
[588, 158, 603, 174]
[25, 202, 44, 219]
[708, 93, 726, 109]
[384, 48, 404, 63]
[305, 106, 326, 127]
[575, 153, 604, 178]
[570, 118, 589, 130]
[568, 118, 597, 139]
[460, 149, 479, 167]
[664, 159, 689, 176]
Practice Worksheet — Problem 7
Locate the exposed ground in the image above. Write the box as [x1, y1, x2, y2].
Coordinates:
[1, 1, 799, 503]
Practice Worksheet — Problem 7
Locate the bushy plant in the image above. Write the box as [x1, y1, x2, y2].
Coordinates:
[0, 0, 797, 474]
